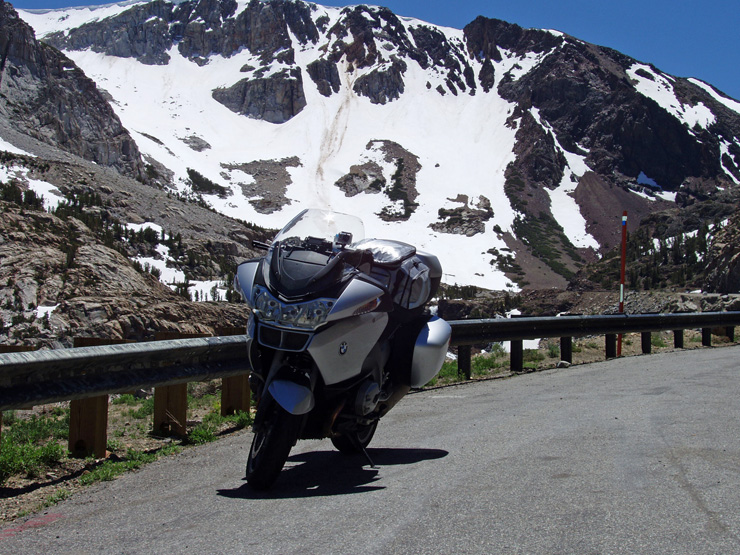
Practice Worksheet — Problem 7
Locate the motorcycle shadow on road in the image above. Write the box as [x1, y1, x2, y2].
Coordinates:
[217, 447, 448, 500]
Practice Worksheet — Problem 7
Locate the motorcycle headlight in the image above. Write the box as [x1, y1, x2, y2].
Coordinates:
[252, 285, 334, 330]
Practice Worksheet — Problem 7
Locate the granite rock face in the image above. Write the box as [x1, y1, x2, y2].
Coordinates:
[212, 68, 307, 123]
[0, 2, 144, 178]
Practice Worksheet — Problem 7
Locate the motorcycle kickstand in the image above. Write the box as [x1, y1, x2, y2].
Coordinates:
[351, 436, 376, 469]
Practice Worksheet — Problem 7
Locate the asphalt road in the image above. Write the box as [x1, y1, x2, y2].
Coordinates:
[2, 346, 740, 554]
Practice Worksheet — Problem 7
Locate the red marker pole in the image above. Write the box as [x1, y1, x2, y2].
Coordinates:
[617, 211, 627, 356]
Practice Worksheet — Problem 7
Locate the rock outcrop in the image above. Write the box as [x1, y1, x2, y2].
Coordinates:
[212, 68, 307, 123]
[0, 1, 144, 178]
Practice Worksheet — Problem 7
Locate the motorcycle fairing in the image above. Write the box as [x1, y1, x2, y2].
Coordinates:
[269, 379, 315, 415]
[307, 312, 389, 385]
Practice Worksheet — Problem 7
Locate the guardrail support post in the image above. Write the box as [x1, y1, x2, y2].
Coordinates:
[560, 337, 572, 363]
[674, 330, 684, 349]
[605, 334, 617, 359]
[152, 332, 212, 437]
[221, 375, 251, 416]
[726, 327, 735, 342]
[702, 328, 712, 347]
[217, 328, 251, 415]
[458, 345, 471, 380]
[641, 332, 652, 354]
[69, 395, 109, 458]
[510, 340, 523, 372]
[154, 384, 187, 437]
[68, 337, 132, 458]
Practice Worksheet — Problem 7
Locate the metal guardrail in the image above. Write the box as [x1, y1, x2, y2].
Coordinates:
[448, 312, 740, 344]
[448, 311, 740, 378]
[0, 335, 249, 412]
[1, 311, 738, 457]
[1, 312, 739, 412]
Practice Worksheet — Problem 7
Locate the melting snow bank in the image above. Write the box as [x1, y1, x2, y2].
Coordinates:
[0, 157, 66, 211]
[530, 108, 599, 250]
[0, 137, 31, 156]
[126, 222, 228, 301]
[35, 304, 59, 319]
[688, 78, 740, 115]
[628, 64, 716, 129]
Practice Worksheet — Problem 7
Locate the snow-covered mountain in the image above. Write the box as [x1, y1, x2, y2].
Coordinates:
[8, 0, 740, 291]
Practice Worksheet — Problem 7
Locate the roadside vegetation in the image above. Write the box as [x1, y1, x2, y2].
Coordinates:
[0, 382, 252, 522]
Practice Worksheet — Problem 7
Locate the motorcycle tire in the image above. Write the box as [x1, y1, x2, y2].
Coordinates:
[246, 400, 300, 490]
[331, 421, 378, 454]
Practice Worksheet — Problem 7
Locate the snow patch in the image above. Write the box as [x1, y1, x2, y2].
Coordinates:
[531, 108, 599, 250]
[628, 64, 716, 129]
[35, 304, 59, 319]
[688, 78, 740, 115]
[0, 137, 31, 156]
[27, 179, 66, 211]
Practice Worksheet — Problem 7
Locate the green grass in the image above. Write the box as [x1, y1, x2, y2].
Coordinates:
[651, 334, 668, 348]
[185, 409, 253, 445]
[127, 397, 154, 419]
[0, 411, 69, 485]
[427, 343, 510, 386]
[43, 488, 72, 508]
[1, 386, 252, 489]
[78, 446, 180, 486]
[425, 360, 461, 387]
[111, 394, 139, 406]
[523, 349, 545, 363]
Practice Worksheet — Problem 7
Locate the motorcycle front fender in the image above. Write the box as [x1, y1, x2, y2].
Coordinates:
[268, 379, 315, 415]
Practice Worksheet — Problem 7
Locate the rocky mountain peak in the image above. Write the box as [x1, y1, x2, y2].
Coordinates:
[0, 0, 144, 177]
[5, 0, 740, 300]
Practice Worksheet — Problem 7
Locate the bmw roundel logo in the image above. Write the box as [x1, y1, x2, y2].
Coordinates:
[339, 342, 348, 356]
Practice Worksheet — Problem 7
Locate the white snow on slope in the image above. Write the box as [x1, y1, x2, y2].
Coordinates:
[0, 160, 66, 211]
[530, 108, 599, 250]
[0, 137, 31, 156]
[20, 1, 148, 35]
[720, 139, 740, 185]
[628, 64, 715, 129]
[689, 78, 740, 114]
[18, 3, 589, 290]
[27, 179, 66, 211]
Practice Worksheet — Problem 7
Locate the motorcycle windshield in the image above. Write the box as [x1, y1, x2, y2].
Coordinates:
[264, 209, 366, 298]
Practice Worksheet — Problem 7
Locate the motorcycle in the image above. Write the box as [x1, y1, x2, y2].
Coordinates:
[234, 209, 451, 489]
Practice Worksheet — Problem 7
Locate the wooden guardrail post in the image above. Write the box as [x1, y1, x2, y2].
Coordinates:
[216, 327, 251, 416]
[560, 337, 573, 363]
[726, 326, 735, 342]
[673, 330, 684, 349]
[153, 382, 187, 437]
[457, 345, 471, 380]
[605, 334, 617, 359]
[641, 332, 652, 354]
[69, 395, 108, 459]
[702, 328, 712, 347]
[153, 332, 211, 437]
[510, 340, 523, 372]
[69, 337, 132, 458]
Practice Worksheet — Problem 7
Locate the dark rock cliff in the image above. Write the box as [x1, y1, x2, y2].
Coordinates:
[0, 1, 144, 178]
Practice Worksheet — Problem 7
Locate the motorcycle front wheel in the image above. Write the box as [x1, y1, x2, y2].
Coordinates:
[331, 421, 378, 454]
[246, 400, 301, 490]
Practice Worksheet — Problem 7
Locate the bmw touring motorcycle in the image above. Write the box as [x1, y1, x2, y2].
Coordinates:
[234, 209, 451, 489]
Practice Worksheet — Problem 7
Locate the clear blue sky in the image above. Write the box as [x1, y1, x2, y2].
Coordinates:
[10, 0, 740, 101]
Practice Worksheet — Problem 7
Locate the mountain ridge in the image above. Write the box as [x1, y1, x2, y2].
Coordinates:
[1, 0, 739, 347]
